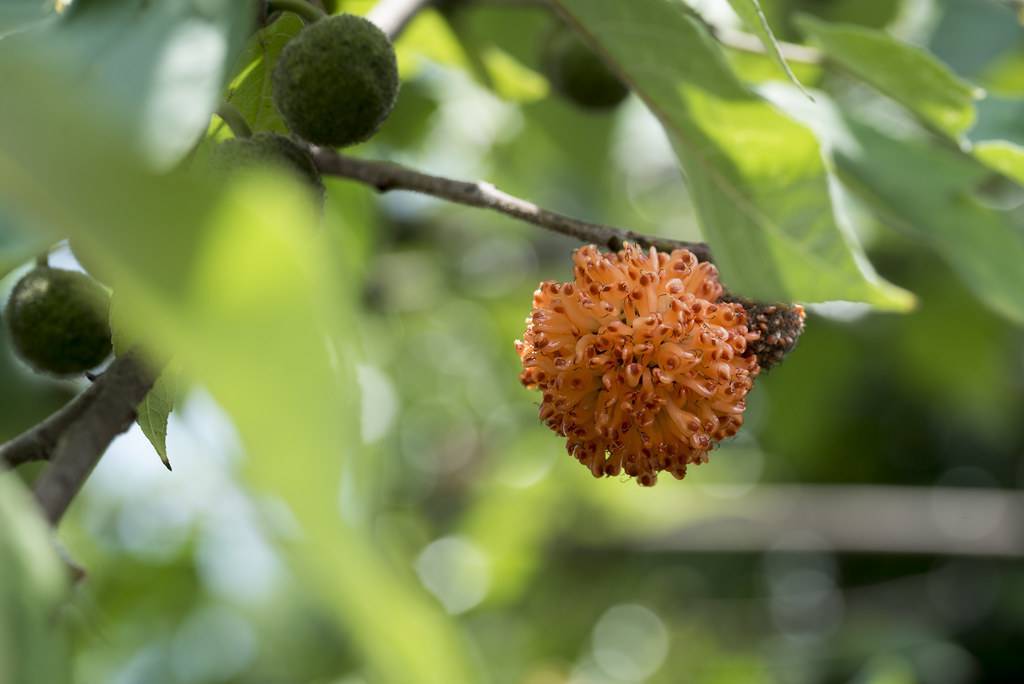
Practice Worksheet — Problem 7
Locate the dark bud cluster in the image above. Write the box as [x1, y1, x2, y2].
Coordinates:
[721, 295, 806, 371]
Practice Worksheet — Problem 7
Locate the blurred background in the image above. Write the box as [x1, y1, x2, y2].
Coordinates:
[3, 0, 1024, 682]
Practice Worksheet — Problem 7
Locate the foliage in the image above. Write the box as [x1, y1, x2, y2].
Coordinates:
[1, 0, 1023, 682]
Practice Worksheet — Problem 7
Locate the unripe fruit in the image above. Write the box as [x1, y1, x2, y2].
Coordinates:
[543, 28, 629, 110]
[4, 267, 112, 376]
[210, 132, 325, 203]
[272, 14, 399, 147]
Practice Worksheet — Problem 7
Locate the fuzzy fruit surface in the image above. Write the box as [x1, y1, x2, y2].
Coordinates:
[543, 28, 628, 110]
[210, 132, 325, 203]
[5, 267, 112, 376]
[272, 14, 399, 147]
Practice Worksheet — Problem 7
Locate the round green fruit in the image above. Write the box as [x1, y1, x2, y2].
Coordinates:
[210, 132, 325, 203]
[4, 267, 112, 376]
[272, 14, 399, 147]
[543, 28, 629, 110]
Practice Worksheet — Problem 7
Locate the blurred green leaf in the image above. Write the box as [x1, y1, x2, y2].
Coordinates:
[0, 473, 70, 684]
[553, 0, 911, 308]
[225, 12, 304, 136]
[3, 0, 255, 167]
[973, 139, 1024, 186]
[479, 45, 549, 102]
[725, 0, 808, 94]
[0, 0, 52, 35]
[765, 83, 1024, 323]
[396, 8, 476, 77]
[410, 8, 549, 103]
[798, 15, 980, 142]
[460, 432, 560, 605]
[352, 1, 550, 101]
[0, 210, 50, 279]
[836, 122, 1024, 324]
[979, 48, 1024, 97]
[0, 51, 475, 684]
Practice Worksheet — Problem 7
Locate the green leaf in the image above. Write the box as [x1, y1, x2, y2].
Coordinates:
[396, 8, 476, 76]
[405, 8, 549, 103]
[973, 139, 1024, 186]
[110, 294, 180, 469]
[836, 123, 1024, 324]
[797, 15, 981, 142]
[478, 45, 549, 102]
[0, 209, 50, 279]
[3, 0, 255, 166]
[0, 50, 476, 684]
[552, 0, 911, 308]
[136, 368, 178, 469]
[225, 12, 304, 136]
[0, 0, 52, 36]
[764, 85, 1024, 325]
[0, 474, 71, 684]
[725, 0, 809, 95]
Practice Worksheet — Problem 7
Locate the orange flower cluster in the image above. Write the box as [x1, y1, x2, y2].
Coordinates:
[516, 243, 760, 486]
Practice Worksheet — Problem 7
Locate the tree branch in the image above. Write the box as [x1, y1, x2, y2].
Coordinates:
[598, 485, 1024, 558]
[311, 147, 714, 261]
[367, 0, 433, 39]
[1, 383, 102, 469]
[30, 354, 156, 525]
[215, 103, 253, 139]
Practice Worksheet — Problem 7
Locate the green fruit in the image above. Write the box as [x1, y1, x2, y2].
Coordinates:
[210, 132, 325, 203]
[543, 28, 629, 110]
[4, 267, 112, 376]
[272, 14, 399, 147]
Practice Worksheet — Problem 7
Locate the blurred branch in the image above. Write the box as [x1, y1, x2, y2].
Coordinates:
[614, 485, 1024, 558]
[311, 147, 714, 260]
[215, 103, 253, 139]
[27, 354, 156, 525]
[367, 0, 433, 39]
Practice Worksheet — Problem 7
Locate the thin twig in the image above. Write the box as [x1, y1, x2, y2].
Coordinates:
[311, 147, 713, 260]
[367, 0, 434, 39]
[31, 354, 156, 525]
[215, 103, 253, 139]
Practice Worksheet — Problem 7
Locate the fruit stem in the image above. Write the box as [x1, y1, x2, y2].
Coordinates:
[35, 252, 49, 267]
[267, 0, 327, 24]
[215, 103, 254, 139]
